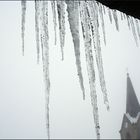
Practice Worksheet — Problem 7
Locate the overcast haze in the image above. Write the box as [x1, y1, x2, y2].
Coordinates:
[0, 1, 140, 139]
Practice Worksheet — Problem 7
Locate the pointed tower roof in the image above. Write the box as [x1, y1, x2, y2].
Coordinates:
[126, 73, 140, 117]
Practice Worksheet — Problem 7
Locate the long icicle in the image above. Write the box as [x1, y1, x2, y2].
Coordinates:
[79, 1, 100, 139]
[130, 17, 138, 46]
[112, 10, 119, 31]
[87, 1, 109, 110]
[94, 2, 109, 110]
[35, 0, 40, 63]
[135, 19, 140, 40]
[66, 1, 85, 100]
[108, 8, 112, 24]
[123, 13, 126, 20]
[41, 1, 50, 139]
[51, 0, 57, 45]
[98, 3, 106, 45]
[21, 0, 26, 55]
[120, 12, 124, 21]
[57, 1, 65, 60]
[126, 16, 131, 30]
[102, 5, 106, 15]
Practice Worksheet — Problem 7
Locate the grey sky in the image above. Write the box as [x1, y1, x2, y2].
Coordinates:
[0, 1, 140, 139]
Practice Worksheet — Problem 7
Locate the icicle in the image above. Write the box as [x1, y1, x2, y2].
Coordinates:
[21, 0, 26, 55]
[41, 1, 50, 139]
[51, 0, 57, 45]
[120, 12, 124, 21]
[130, 17, 138, 46]
[99, 3, 106, 45]
[79, 1, 100, 139]
[66, 1, 85, 100]
[126, 16, 131, 30]
[35, 0, 40, 63]
[135, 19, 140, 40]
[108, 8, 112, 24]
[102, 5, 106, 15]
[112, 10, 119, 31]
[123, 13, 126, 20]
[87, 1, 109, 110]
[57, 1, 65, 60]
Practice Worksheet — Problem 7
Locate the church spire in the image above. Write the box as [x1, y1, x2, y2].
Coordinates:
[126, 73, 140, 117]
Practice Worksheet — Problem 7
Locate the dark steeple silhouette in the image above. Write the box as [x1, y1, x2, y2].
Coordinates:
[120, 73, 140, 139]
[126, 73, 140, 117]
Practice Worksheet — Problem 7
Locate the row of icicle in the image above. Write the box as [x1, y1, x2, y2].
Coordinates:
[21, 0, 140, 139]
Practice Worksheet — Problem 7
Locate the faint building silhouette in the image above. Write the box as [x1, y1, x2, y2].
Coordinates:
[120, 73, 140, 139]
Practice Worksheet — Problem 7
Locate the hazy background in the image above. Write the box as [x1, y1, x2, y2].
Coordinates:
[0, 1, 140, 139]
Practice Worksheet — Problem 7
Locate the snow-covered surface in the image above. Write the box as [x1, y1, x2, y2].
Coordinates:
[126, 112, 140, 124]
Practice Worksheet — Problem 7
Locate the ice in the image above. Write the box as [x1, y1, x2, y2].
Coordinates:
[57, 1, 66, 60]
[66, 1, 85, 100]
[21, 0, 27, 55]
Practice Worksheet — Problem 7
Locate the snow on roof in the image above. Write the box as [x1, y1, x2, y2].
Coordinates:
[126, 112, 140, 124]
